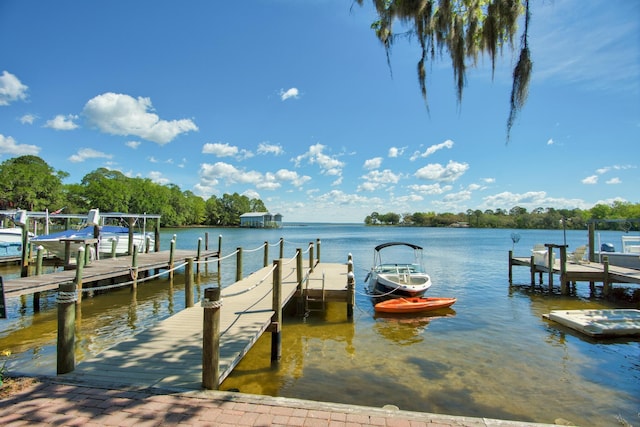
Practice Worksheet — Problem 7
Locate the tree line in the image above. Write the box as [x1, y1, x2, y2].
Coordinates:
[365, 202, 640, 231]
[0, 155, 267, 227]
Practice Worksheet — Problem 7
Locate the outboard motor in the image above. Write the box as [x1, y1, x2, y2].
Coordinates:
[601, 243, 615, 253]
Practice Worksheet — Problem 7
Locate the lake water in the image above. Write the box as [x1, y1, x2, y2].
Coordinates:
[1, 224, 638, 426]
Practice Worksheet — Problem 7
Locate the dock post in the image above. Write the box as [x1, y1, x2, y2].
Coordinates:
[197, 238, 202, 274]
[217, 235, 222, 276]
[309, 242, 314, 273]
[145, 235, 151, 254]
[316, 239, 321, 263]
[529, 255, 535, 286]
[75, 247, 84, 304]
[279, 238, 284, 259]
[111, 239, 117, 258]
[202, 287, 221, 390]
[263, 241, 269, 267]
[131, 245, 139, 291]
[205, 232, 209, 250]
[271, 259, 282, 363]
[185, 258, 194, 308]
[603, 256, 611, 296]
[34, 246, 44, 312]
[84, 243, 91, 266]
[508, 250, 513, 284]
[20, 224, 29, 277]
[347, 261, 355, 319]
[57, 282, 76, 374]
[236, 247, 243, 281]
[546, 246, 554, 292]
[296, 248, 304, 315]
[559, 246, 568, 295]
[169, 239, 175, 281]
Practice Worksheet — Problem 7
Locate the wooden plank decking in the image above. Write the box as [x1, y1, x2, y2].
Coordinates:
[59, 260, 351, 390]
[1, 250, 218, 298]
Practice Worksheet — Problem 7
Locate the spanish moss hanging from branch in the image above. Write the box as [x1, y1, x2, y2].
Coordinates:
[356, 0, 531, 141]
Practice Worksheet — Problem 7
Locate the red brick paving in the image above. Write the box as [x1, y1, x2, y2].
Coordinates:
[0, 378, 558, 426]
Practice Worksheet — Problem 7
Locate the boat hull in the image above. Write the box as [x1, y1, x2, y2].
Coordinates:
[374, 297, 457, 314]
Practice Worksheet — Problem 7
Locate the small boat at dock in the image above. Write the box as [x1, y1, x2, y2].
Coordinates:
[374, 297, 457, 314]
[366, 242, 432, 297]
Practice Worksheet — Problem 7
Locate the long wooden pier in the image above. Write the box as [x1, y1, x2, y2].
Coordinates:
[1, 249, 218, 299]
[59, 258, 353, 390]
[509, 247, 640, 295]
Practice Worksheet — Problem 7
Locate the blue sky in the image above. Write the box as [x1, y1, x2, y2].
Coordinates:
[1, 0, 638, 223]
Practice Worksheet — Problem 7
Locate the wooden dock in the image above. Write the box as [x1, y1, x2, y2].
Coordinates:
[59, 259, 353, 390]
[1, 249, 218, 299]
[509, 249, 640, 295]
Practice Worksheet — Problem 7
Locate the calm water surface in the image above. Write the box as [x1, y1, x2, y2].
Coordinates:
[0, 225, 638, 426]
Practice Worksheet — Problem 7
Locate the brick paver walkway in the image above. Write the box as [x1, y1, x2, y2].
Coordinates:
[0, 378, 559, 426]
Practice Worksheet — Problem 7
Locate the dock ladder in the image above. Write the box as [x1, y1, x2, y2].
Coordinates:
[304, 271, 326, 314]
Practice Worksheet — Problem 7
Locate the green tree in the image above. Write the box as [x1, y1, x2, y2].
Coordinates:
[0, 155, 67, 211]
[357, 0, 531, 139]
[81, 168, 132, 212]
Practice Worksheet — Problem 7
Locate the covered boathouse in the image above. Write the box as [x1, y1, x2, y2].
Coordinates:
[239, 212, 283, 228]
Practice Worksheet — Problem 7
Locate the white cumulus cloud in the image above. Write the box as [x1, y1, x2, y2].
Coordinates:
[0, 134, 40, 155]
[280, 87, 299, 101]
[45, 114, 79, 130]
[83, 92, 198, 144]
[68, 148, 113, 163]
[363, 157, 383, 170]
[0, 71, 28, 106]
[415, 160, 469, 182]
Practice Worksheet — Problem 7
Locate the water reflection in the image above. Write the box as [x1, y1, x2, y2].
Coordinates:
[373, 310, 456, 345]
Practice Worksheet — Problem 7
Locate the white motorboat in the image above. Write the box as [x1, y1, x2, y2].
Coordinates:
[366, 242, 432, 297]
[31, 225, 154, 260]
[597, 235, 640, 270]
[0, 227, 29, 257]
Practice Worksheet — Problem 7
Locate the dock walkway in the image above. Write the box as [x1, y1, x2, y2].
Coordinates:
[509, 253, 640, 294]
[1, 249, 217, 299]
[60, 260, 351, 390]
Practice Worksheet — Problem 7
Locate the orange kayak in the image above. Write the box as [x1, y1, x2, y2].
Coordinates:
[374, 297, 457, 314]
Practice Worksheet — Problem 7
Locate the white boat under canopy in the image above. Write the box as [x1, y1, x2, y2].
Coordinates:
[366, 241, 432, 297]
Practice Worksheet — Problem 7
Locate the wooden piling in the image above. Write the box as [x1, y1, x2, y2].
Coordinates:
[34, 246, 44, 312]
[217, 235, 222, 274]
[347, 270, 355, 319]
[169, 239, 175, 281]
[316, 239, 321, 263]
[236, 247, 243, 282]
[603, 256, 611, 296]
[202, 287, 221, 390]
[131, 245, 138, 291]
[271, 259, 282, 363]
[185, 258, 194, 308]
[559, 246, 568, 295]
[196, 238, 202, 275]
[263, 241, 269, 267]
[110, 239, 117, 258]
[508, 250, 513, 284]
[309, 243, 314, 273]
[279, 238, 284, 259]
[57, 282, 76, 374]
[75, 247, 84, 304]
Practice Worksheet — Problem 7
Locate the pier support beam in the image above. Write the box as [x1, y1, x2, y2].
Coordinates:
[75, 248, 84, 304]
[202, 287, 221, 390]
